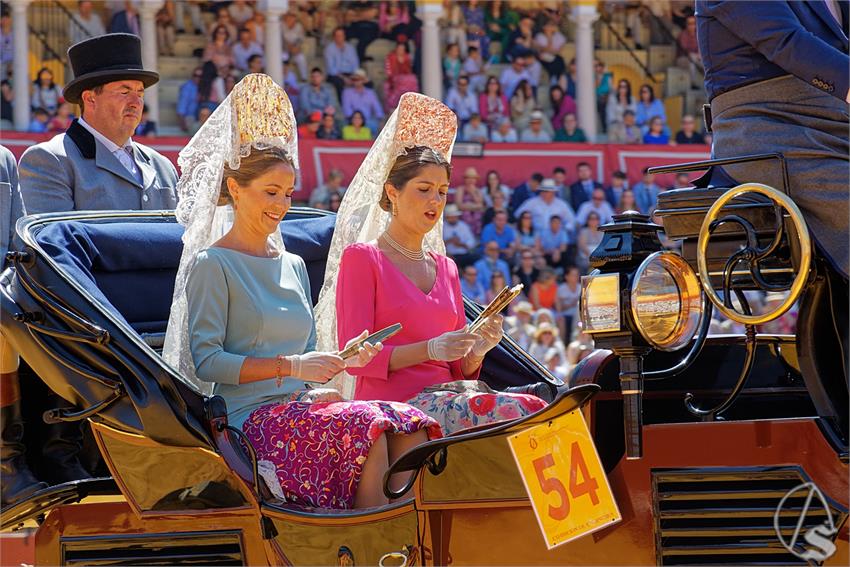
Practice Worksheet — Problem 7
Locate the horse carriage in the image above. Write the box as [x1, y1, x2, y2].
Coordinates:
[0, 155, 847, 565]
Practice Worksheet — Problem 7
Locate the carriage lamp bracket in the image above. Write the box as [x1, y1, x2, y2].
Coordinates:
[644, 300, 713, 381]
[684, 288, 758, 420]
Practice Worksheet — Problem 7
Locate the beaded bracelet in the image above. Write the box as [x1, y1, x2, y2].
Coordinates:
[275, 354, 286, 387]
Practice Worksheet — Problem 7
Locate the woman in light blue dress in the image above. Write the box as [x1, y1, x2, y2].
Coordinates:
[171, 74, 440, 511]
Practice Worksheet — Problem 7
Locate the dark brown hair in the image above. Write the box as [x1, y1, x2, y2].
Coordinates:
[379, 146, 452, 212]
[219, 147, 294, 206]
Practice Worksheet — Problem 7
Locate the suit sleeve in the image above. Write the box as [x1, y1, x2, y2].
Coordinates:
[704, 1, 850, 100]
[18, 145, 75, 214]
[336, 245, 395, 381]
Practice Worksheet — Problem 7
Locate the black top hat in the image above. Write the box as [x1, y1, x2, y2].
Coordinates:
[63, 33, 159, 104]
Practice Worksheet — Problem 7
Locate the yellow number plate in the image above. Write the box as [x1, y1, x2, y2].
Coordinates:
[508, 410, 621, 549]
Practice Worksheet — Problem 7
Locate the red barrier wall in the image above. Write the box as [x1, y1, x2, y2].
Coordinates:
[1, 133, 709, 201]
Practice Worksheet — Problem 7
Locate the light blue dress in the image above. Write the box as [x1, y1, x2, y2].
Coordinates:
[184, 246, 441, 509]
[185, 247, 311, 428]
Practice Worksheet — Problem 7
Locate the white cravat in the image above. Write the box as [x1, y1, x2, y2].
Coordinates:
[78, 118, 142, 184]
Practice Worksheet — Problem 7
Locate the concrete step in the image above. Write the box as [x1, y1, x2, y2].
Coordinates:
[158, 79, 184, 104]
[664, 65, 691, 98]
[158, 104, 179, 126]
[596, 48, 648, 68]
[648, 45, 676, 74]
[173, 33, 207, 57]
[365, 39, 396, 63]
[158, 56, 200, 79]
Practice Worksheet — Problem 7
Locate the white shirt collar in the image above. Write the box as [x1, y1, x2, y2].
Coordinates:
[78, 117, 133, 154]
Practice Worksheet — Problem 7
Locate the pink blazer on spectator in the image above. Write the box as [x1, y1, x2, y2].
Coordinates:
[336, 243, 479, 403]
[478, 93, 510, 125]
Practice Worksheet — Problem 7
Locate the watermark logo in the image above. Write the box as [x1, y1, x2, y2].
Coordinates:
[774, 482, 837, 562]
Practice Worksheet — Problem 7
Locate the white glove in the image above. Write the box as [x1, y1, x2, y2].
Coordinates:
[427, 326, 478, 362]
[341, 329, 383, 369]
[288, 351, 346, 384]
[471, 314, 505, 357]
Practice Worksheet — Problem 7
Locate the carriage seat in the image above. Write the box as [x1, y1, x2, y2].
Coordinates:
[32, 212, 337, 347]
[655, 186, 798, 290]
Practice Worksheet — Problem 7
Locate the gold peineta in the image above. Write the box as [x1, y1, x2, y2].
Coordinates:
[393, 92, 457, 159]
[230, 73, 295, 146]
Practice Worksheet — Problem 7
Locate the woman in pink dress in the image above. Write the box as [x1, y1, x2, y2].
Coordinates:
[316, 93, 546, 434]
[383, 42, 419, 112]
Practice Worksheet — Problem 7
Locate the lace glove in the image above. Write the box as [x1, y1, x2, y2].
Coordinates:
[341, 329, 384, 369]
[471, 314, 505, 357]
[287, 351, 346, 384]
[427, 327, 478, 362]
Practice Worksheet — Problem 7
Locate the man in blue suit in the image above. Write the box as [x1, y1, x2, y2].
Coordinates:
[567, 161, 607, 212]
[696, 0, 849, 280]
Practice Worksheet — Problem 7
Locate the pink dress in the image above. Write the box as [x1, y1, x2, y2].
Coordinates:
[336, 243, 546, 434]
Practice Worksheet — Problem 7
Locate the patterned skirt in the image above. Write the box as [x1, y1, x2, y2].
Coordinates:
[405, 384, 547, 435]
[242, 400, 441, 509]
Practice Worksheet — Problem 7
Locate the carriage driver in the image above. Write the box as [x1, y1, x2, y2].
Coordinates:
[695, 1, 849, 280]
[9, 33, 178, 494]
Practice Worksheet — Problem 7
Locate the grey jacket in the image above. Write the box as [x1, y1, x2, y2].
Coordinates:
[18, 119, 178, 214]
[0, 144, 25, 261]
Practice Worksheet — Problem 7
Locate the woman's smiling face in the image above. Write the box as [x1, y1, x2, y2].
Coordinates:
[229, 162, 296, 237]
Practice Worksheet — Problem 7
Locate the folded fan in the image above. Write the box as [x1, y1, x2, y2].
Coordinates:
[338, 323, 403, 359]
[469, 284, 524, 334]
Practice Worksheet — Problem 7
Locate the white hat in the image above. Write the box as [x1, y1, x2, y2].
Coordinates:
[538, 178, 558, 191]
[444, 204, 461, 217]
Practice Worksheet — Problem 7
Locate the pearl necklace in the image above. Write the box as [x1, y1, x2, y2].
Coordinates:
[382, 231, 425, 261]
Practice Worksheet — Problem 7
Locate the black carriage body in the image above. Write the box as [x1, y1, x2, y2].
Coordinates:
[0, 201, 846, 566]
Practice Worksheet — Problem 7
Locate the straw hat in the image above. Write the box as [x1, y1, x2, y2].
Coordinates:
[514, 301, 534, 315]
[534, 322, 559, 340]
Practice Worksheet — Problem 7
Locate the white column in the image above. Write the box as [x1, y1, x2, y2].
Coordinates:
[264, 0, 288, 86]
[571, 1, 599, 142]
[10, 0, 30, 131]
[418, 1, 443, 101]
[138, 1, 163, 126]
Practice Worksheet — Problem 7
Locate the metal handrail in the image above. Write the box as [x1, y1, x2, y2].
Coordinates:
[51, 0, 92, 45]
[597, 10, 657, 83]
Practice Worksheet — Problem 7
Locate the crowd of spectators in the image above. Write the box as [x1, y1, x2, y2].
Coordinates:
[161, 0, 708, 144]
[4, 1, 709, 147]
[2, 1, 795, 378]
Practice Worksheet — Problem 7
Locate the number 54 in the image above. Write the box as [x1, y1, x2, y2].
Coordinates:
[532, 442, 600, 521]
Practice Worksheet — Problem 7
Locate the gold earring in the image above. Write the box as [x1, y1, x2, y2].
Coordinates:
[392, 201, 398, 216]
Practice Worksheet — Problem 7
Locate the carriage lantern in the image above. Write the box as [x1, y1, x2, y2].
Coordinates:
[579, 212, 703, 459]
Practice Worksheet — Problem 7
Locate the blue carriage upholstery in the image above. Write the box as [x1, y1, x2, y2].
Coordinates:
[32, 212, 337, 337]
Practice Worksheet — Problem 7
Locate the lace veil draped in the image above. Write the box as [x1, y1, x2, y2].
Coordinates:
[315, 93, 459, 399]
[163, 74, 299, 396]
